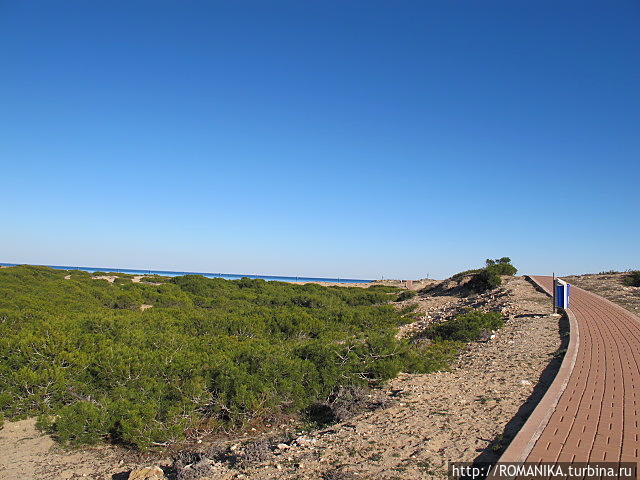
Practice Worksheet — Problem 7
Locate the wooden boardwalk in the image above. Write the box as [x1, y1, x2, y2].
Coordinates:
[497, 275, 640, 467]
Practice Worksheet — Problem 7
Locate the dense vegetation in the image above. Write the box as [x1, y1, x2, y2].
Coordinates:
[0, 266, 469, 449]
[139, 274, 170, 283]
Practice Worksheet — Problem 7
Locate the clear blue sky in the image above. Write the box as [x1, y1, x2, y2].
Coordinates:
[1, 1, 638, 279]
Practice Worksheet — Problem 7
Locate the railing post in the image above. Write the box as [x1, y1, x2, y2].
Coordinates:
[552, 272, 556, 314]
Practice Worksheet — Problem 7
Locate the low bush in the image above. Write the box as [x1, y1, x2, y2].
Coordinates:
[467, 258, 517, 292]
[487, 262, 517, 276]
[395, 290, 417, 302]
[426, 310, 503, 342]
[366, 285, 402, 293]
[49, 401, 110, 446]
[399, 303, 419, 315]
[407, 339, 463, 372]
[449, 269, 482, 281]
[140, 275, 169, 283]
[623, 271, 640, 287]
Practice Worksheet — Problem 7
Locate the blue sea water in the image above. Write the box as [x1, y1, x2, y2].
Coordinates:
[0, 263, 372, 283]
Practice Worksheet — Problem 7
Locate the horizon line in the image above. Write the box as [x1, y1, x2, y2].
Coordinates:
[0, 261, 376, 283]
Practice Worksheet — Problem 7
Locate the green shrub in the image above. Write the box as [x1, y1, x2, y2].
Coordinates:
[35, 414, 54, 432]
[426, 310, 503, 342]
[396, 290, 417, 302]
[367, 285, 402, 293]
[399, 303, 419, 315]
[104, 290, 143, 310]
[449, 269, 483, 281]
[406, 340, 463, 373]
[51, 401, 110, 446]
[422, 340, 463, 370]
[463, 257, 518, 292]
[472, 267, 503, 291]
[487, 263, 517, 276]
[623, 271, 640, 287]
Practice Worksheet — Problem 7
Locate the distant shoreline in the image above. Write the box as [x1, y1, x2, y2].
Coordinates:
[0, 262, 373, 284]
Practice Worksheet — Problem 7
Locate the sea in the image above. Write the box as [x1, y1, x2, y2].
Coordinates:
[0, 262, 372, 284]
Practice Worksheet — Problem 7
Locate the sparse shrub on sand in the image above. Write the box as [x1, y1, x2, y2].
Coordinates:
[409, 339, 463, 372]
[426, 310, 504, 342]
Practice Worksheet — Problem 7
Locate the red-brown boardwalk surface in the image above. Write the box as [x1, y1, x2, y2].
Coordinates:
[497, 275, 640, 469]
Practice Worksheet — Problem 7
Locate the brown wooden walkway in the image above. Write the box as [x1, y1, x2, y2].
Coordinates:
[497, 275, 640, 467]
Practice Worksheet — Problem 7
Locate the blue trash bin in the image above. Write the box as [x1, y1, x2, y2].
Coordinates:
[555, 279, 570, 309]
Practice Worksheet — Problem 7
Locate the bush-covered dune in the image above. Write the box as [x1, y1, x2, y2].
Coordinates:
[0, 265, 506, 449]
[0, 266, 470, 449]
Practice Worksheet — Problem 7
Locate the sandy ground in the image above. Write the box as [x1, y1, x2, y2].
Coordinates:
[0, 418, 152, 480]
[0, 276, 563, 480]
[91, 275, 118, 283]
[563, 272, 640, 315]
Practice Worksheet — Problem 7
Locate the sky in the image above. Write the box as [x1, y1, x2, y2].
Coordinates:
[1, 1, 639, 280]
